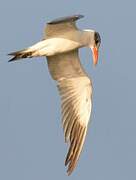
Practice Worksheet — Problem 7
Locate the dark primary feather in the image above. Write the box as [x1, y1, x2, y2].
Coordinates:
[47, 14, 84, 24]
[45, 15, 84, 38]
[8, 50, 34, 62]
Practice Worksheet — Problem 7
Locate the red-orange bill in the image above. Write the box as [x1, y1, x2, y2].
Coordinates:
[91, 47, 98, 65]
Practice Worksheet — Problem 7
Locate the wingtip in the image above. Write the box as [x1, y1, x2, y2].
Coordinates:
[76, 14, 84, 19]
[7, 49, 34, 62]
[8, 59, 15, 62]
[8, 53, 18, 62]
[8, 52, 14, 56]
[65, 156, 70, 167]
[8, 55, 15, 62]
[66, 163, 76, 176]
[47, 14, 84, 24]
[67, 170, 72, 176]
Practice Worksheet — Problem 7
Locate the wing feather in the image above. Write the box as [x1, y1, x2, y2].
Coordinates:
[45, 15, 84, 38]
[47, 15, 84, 25]
[47, 50, 87, 80]
[47, 49, 92, 175]
[57, 77, 92, 175]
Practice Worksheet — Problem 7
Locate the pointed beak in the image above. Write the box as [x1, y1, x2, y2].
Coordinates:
[91, 46, 99, 66]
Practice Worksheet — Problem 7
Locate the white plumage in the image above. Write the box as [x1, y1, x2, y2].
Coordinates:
[8, 14, 101, 175]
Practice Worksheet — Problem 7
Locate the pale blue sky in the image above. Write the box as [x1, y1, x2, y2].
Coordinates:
[0, 0, 136, 179]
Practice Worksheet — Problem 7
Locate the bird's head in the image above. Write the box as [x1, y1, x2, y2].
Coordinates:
[85, 30, 101, 65]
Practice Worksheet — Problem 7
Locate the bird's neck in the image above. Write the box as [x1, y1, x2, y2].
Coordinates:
[80, 30, 94, 47]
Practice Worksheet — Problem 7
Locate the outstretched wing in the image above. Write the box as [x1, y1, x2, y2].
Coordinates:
[47, 50, 92, 175]
[45, 14, 84, 38]
[58, 77, 92, 175]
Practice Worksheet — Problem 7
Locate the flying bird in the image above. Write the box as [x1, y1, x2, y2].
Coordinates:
[8, 15, 101, 175]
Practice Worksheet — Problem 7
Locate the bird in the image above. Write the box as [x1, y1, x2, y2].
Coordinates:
[8, 14, 101, 175]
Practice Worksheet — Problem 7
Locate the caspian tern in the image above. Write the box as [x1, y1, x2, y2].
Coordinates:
[8, 15, 101, 175]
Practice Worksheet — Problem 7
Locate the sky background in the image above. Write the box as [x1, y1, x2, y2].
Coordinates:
[0, 0, 136, 179]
